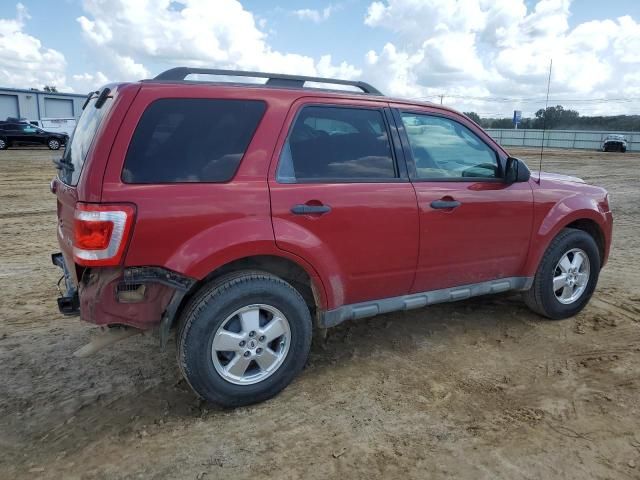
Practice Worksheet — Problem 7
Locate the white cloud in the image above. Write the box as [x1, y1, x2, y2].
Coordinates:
[362, 0, 640, 115]
[2, 0, 638, 117]
[293, 5, 336, 23]
[0, 3, 69, 90]
[75, 0, 358, 82]
[71, 71, 109, 92]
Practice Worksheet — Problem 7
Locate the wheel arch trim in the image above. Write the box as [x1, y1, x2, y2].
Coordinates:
[524, 206, 610, 277]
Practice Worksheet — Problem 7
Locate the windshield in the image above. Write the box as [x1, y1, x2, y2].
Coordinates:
[58, 96, 112, 185]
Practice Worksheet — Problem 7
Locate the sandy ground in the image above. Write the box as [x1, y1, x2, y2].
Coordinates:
[0, 146, 639, 479]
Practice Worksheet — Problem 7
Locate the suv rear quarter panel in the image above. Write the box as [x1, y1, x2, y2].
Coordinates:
[99, 85, 328, 307]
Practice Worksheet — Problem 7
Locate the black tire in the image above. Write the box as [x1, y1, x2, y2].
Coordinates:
[0, 138, 7, 150]
[47, 138, 61, 150]
[523, 228, 600, 319]
[176, 271, 312, 407]
[621, 146, 626, 153]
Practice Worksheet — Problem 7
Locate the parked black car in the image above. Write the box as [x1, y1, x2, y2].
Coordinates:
[0, 122, 68, 150]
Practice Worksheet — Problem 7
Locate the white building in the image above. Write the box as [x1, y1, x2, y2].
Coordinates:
[0, 87, 87, 135]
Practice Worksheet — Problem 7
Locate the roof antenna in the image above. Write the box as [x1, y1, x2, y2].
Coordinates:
[538, 58, 553, 184]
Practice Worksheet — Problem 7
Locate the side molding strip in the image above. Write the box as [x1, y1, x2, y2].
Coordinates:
[320, 276, 533, 328]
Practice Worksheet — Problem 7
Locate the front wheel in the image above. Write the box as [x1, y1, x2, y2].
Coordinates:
[48, 139, 61, 150]
[176, 272, 312, 407]
[524, 228, 600, 319]
[0, 138, 7, 150]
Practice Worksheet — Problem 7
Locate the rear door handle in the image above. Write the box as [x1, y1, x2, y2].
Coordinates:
[291, 204, 332, 215]
[430, 200, 461, 209]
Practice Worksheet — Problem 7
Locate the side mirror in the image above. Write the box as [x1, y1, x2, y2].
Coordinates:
[504, 157, 531, 184]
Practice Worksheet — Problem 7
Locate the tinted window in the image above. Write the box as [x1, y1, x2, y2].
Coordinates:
[400, 113, 499, 179]
[59, 96, 112, 185]
[122, 99, 266, 183]
[277, 106, 396, 182]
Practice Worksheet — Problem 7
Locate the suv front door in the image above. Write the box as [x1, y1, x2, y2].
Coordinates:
[392, 107, 533, 293]
[269, 100, 419, 308]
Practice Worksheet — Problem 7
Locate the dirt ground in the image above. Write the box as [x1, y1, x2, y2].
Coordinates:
[0, 146, 639, 479]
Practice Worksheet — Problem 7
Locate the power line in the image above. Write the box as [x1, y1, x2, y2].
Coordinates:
[413, 95, 640, 104]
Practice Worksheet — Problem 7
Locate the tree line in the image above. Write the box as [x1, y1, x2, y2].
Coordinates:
[464, 106, 640, 131]
[29, 86, 58, 92]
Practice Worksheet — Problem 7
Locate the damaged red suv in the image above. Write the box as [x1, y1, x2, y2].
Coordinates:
[52, 68, 613, 407]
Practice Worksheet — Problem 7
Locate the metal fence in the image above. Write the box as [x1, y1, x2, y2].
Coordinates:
[485, 129, 639, 152]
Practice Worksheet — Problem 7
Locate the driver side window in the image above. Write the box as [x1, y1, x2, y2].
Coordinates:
[400, 113, 499, 180]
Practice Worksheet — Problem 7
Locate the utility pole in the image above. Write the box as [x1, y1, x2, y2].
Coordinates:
[438, 94, 444, 105]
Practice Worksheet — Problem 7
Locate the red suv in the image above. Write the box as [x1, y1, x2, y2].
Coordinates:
[52, 68, 613, 407]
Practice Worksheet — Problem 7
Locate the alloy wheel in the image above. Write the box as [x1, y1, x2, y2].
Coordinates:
[553, 248, 590, 304]
[211, 304, 291, 385]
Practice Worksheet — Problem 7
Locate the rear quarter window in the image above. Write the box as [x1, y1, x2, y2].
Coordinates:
[59, 96, 112, 186]
[122, 98, 266, 183]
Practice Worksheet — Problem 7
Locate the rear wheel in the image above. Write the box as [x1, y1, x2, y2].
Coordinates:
[524, 228, 600, 319]
[0, 138, 6, 150]
[176, 271, 312, 407]
[48, 138, 61, 150]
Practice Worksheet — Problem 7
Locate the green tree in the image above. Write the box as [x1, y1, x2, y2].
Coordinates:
[464, 111, 481, 124]
[533, 105, 579, 129]
[490, 118, 513, 129]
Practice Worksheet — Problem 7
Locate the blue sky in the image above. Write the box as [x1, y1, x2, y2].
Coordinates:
[18, 0, 640, 77]
[2, 0, 640, 116]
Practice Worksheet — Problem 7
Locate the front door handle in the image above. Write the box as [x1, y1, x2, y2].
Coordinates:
[291, 204, 332, 215]
[430, 200, 461, 209]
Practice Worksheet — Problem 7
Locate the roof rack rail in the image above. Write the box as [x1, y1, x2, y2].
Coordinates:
[153, 67, 383, 95]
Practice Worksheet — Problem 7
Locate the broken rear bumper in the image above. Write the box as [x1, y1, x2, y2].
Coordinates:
[53, 253, 195, 340]
[52, 252, 80, 315]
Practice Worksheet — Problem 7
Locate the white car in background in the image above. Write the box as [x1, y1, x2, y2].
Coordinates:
[601, 134, 627, 153]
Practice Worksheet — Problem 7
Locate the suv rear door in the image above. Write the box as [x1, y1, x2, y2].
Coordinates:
[269, 98, 420, 308]
[391, 106, 534, 292]
[53, 86, 125, 283]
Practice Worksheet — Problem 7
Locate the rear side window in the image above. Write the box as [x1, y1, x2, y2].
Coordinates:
[122, 99, 266, 183]
[277, 106, 396, 182]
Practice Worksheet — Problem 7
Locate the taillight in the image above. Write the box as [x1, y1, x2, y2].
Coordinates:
[73, 203, 135, 266]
